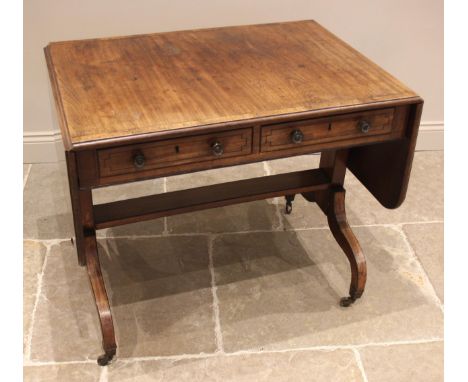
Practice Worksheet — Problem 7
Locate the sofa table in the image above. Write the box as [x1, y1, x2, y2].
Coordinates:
[44, 20, 423, 365]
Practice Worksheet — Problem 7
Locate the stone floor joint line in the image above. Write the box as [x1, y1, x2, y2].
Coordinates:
[352, 348, 369, 382]
[23, 337, 444, 366]
[99, 365, 108, 382]
[23, 163, 32, 189]
[208, 235, 225, 353]
[395, 225, 444, 311]
[25, 243, 51, 361]
[24, 220, 445, 243]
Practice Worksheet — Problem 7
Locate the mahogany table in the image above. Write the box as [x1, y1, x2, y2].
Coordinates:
[44, 20, 423, 365]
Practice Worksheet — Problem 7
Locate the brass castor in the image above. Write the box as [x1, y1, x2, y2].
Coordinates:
[97, 350, 115, 366]
[339, 296, 357, 307]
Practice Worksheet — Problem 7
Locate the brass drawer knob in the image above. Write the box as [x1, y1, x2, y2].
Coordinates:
[291, 129, 304, 144]
[211, 141, 224, 156]
[133, 153, 146, 169]
[358, 120, 371, 133]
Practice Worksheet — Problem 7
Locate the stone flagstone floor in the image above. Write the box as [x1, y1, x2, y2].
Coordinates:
[23, 152, 444, 382]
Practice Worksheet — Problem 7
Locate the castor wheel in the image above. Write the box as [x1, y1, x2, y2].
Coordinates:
[70, 237, 74, 245]
[339, 296, 356, 307]
[97, 351, 115, 366]
[284, 194, 296, 214]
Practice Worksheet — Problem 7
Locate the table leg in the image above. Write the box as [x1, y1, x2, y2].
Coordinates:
[84, 230, 117, 366]
[327, 186, 367, 307]
[304, 150, 367, 306]
[70, 166, 117, 366]
[65, 152, 86, 266]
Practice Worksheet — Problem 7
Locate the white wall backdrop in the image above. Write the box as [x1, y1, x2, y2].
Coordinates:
[24, 0, 443, 162]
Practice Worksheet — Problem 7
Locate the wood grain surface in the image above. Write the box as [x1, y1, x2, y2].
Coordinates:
[45, 20, 417, 148]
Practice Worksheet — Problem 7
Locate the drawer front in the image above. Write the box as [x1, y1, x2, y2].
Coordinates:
[261, 108, 395, 152]
[98, 128, 252, 178]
